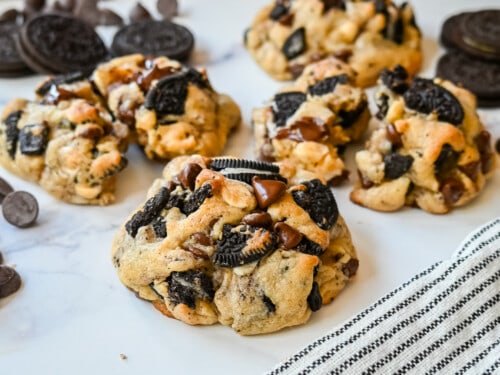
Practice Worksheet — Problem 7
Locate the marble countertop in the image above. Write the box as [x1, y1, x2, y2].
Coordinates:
[0, 0, 499, 374]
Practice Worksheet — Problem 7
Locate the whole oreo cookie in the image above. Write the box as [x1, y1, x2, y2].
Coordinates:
[17, 14, 108, 74]
[111, 20, 194, 61]
[0, 22, 31, 77]
[436, 51, 500, 107]
[439, 13, 466, 49]
[460, 10, 500, 62]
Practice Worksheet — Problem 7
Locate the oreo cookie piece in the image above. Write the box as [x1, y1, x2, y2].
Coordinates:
[436, 51, 500, 108]
[0, 22, 31, 77]
[209, 158, 279, 173]
[17, 14, 108, 74]
[111, 20, 194, 62]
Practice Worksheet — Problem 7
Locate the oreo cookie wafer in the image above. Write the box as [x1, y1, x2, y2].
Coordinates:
[0, 22, 32, 77]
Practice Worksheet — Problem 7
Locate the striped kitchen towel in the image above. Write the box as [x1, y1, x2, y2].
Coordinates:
[268, 217, 500, 375]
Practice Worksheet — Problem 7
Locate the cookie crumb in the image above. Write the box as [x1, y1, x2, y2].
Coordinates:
[120, 353, 127, 360]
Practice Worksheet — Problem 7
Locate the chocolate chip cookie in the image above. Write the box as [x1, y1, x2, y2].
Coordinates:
[111, 156, 358, 335]
[252, 58, 369, 185]
[244, 0, 422, 87]
[92, 54, 241, 160]
[0, 75, 129, 205]
[350, 66, 497, 214]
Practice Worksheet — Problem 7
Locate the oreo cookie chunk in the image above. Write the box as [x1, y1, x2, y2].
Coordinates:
[0, 22, 32, 77]
[16, 14, 108, 74]
[112, 154, 358, 335]
[252, 58, 369, 185]
[351, 67, 497, 214]
[111, 20, 194, 62]
[436, 51, 500, 108]
[0, 266, 21, 298]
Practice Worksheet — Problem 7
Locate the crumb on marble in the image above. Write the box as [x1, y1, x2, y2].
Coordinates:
[120, 353, 127, 360]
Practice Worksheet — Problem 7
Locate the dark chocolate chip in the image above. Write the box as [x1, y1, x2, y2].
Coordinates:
[403, 78, 464, 126]
[441, 177, 464, 206]
[125, 187, 170, 237]
[19, 123, 49, 156]
[262, 294, 276, 313]
[2, 191, 39, 228]
[358, 169, 374, 189]
[252, 176, 286, 209]
[386, 123, 403, 148]
[0, 177, 14, 204]
[296, 236, 324, 256]
[213, 224, 278, 267]
[191, 232, 211, 246]
[307, 74, 349, 96]
[242, 212, 273, 228]
[209, 158, 279, 173]
[291, 179, 338, 230]
[275, 117, 328, 142]
[282, 27, 306, 60]
[157, 0, 178, 19]
[272, 91, 307, 127]
[342, 258, 359, 277]
[274, 222, 303, 249]
[459, 161, 481, 181]
[4, 110, 22, 159]
[129, 2, 153, 23]
[167, 270, 214, 309]
[180, 183, 212, 216]
[434, 144, 459, 175]
[380, 65, 409, 94]
[384, 153, 414, 179]
[0, 266, 22, 298]
[307, 281, 322, 312]
[178, 163, 203, 191]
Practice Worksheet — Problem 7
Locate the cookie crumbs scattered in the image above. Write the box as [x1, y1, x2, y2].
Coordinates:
[120, 353, 127, 360]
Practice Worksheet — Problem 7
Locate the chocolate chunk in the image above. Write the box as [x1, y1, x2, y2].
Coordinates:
[384, 153, 413, 179]
[441, 178, 464, 205]
[213, 224, 278, 267]
[272, 91, 307, 127]
[0, 266, 22, 298]
[125, 187, 170, 237]
[380, 65, 409, 94]
[2, 191, 39, 228]
[274, 222, 303, 249]
[282, 27, 306, 60]
[0, 177, 14, 204]
[269, 2, 289, 20]
[242, 212, 273, 228]
[276, 117, 328, 142]
[209, 158, 279, 173]
[321, 0, 345, 11]
[157, 0, 178, 19]
[307, 74, 349, 96]
[129, 2, 153, 23]
[434, 144, 459, 175]
[459, 161, 481, 181]
[181, 183, 212, 216]
[4, 111, 22, 159]
[252, 176, 286, 209]
[386, 123, 403, 148]
[19, 123, 49, 156]
[291, 179, 338, 230]
[403, 78, 464, 126]
[342, 258, 359, 277]
[167, 270, 214, 309]
[307, 282, 322, 312]
[262, 294, 276, 313]
[178, 163, 203, 191]
[296, 236, 324, 256]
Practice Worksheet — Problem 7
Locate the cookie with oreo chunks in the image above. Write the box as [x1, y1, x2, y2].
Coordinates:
[252, 58, 369, 185]
[0, 77, 129, 205]
[350, 66, 497, 214]
[111, 20, 194, 62]
[16, 14, 108, 75]
[244, 0, 422, 87]
[92, 54, 241, 161]
[0, 22, 32, 77]
[111, 155, 358, 335]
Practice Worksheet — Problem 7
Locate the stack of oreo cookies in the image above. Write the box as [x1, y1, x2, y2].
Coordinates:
[437, 10, 500, 108]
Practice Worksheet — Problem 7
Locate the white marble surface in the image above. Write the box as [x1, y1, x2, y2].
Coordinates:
[0, 0, 499, 374]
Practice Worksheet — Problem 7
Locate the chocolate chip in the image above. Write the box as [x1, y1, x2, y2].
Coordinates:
[276, 117, 328, 142]
[262, 294, 276, 313]
[0, 177, 14, 204]
[307, 281, 322, 312]
[358, 169, 374, 189]
[0, 266, 21, 298]
[242, 212, 273, 228]
[191, 232, 211, 246]
[307, 74, 349, 96]
[272, 91, 306, 127]
[441, 177, 464, 205]
[252, 176, 286, 209]
[333, 48, 352, 62]
[282, 27, 306, 60]
[384, 153, 414, 179]
[129, 2, 153, 23]
[274, 222, 303, 249]
[2, 191, 39, 228]
[167, 270, 214, 309]
[342, 258, 359, 277]
[386, 123, 403, 148]
[19, 123, 49, 156]
[157, 0, 178, 19]
[178, 163, 203, 191]
[459, 161, 481, 181]
[434, 144, 459, 175]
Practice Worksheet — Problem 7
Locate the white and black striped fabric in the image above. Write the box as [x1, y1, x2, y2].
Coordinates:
[268, 217, 500, 375]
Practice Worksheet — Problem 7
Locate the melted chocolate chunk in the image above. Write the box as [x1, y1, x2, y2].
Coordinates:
[272, 91, 307, 127]
[242, 212, 273, 228]
[19, 123, 49, 156]
[307, 74, 349, 96]
[4, 110, 22, 159]
[282, 27, 306, 60]
[307, 281, 322, 312]
[434, 144, 459, 174]
[291, 179, 338, 230]
[403, 78, 464, 125]
[167, 270, 214, 309]
[384, 153, 414, 179]
[125, 187, 170, 237]
[178, 163, 203, 191]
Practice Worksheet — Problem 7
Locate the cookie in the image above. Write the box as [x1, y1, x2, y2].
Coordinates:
[111, 20, 194, 62]
[0, 76, 129, 205]
[436, 51, 500, 108]
[111, 155, 358, 335]
[244, 0, 422, 87]
[92, 54, 241, 161]
[458, 10, 500, 62]
[252, 58, 369, 185]
[350, 66, 497, 214]
[17, 14, 108, 75]
[0, 22, 32, 77]
[439, 13, 466, 50]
